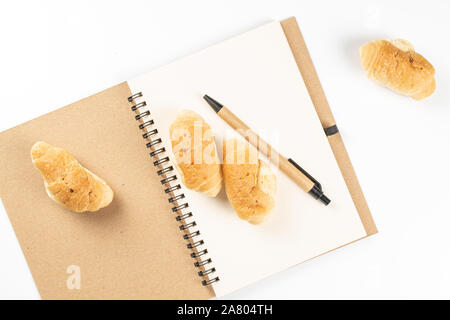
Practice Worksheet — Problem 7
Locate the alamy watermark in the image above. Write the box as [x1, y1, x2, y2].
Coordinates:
[66, 265, 81, 290]
[170, 122, 280, 167]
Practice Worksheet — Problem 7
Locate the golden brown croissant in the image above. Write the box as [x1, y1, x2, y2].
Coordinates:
[169, 110, 222, 197]
[31, 141, 113, 212]
[222, 139, 276, 225]
[360, 39, 435, 100]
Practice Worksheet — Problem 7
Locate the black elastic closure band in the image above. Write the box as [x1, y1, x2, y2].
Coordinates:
[324, 124, 339, 136]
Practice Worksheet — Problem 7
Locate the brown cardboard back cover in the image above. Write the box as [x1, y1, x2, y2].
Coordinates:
[281, 17, 377, 235]
[0, 83, 213, 299]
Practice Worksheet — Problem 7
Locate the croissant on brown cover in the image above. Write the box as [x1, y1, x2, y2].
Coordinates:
[360, 39, 435, 100]
[31, 141, 114, 212]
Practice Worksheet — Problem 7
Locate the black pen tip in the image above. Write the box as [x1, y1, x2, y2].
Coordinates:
[203, 94, 223, 113]
[309, 185, 331, 206]
[319, 194, 331, 206]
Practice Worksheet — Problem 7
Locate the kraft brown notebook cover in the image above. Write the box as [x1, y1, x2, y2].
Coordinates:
[0, 17, 376, 299]
[281, 17, 377, 236]
[0, 83, 213, 299]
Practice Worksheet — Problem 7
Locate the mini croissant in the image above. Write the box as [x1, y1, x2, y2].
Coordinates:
[360, 39, 435, 100]
[169, 110, 222, 197]
[31, 141, 113, 212]
[222, 139, 276, 225]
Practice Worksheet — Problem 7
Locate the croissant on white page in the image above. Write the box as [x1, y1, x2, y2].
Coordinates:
[222, 139, 276, 225]
[169, 110, 222, 197]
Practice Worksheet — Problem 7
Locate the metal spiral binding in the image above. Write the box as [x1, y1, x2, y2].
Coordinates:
[128, 92, 219, 287]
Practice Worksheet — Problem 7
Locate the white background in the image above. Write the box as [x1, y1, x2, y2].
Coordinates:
[0, 0, 449, 299]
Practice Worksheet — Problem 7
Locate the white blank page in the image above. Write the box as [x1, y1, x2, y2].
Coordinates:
[128, 21, 366, 297]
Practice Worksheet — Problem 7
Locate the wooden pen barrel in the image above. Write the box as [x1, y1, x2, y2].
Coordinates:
[218, 107, 315, 192]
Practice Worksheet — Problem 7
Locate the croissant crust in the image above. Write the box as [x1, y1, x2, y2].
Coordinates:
[360, 39, 435, 100]
[222, 139, 276, 225]
[169, 110, 222, 197]
[31, 141, 113, 212]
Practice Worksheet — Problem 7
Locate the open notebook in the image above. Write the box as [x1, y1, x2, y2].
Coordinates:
[0, 18, 376, 299]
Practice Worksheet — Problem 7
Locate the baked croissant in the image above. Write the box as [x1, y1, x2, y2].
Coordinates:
[360, 39, 435, 100]
[31, 141, 114, 212]
[222, 139, 276, 225]
[169, 110, 222, 197]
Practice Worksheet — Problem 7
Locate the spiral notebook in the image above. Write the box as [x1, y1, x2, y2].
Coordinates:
[0, 17, 376, 299]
